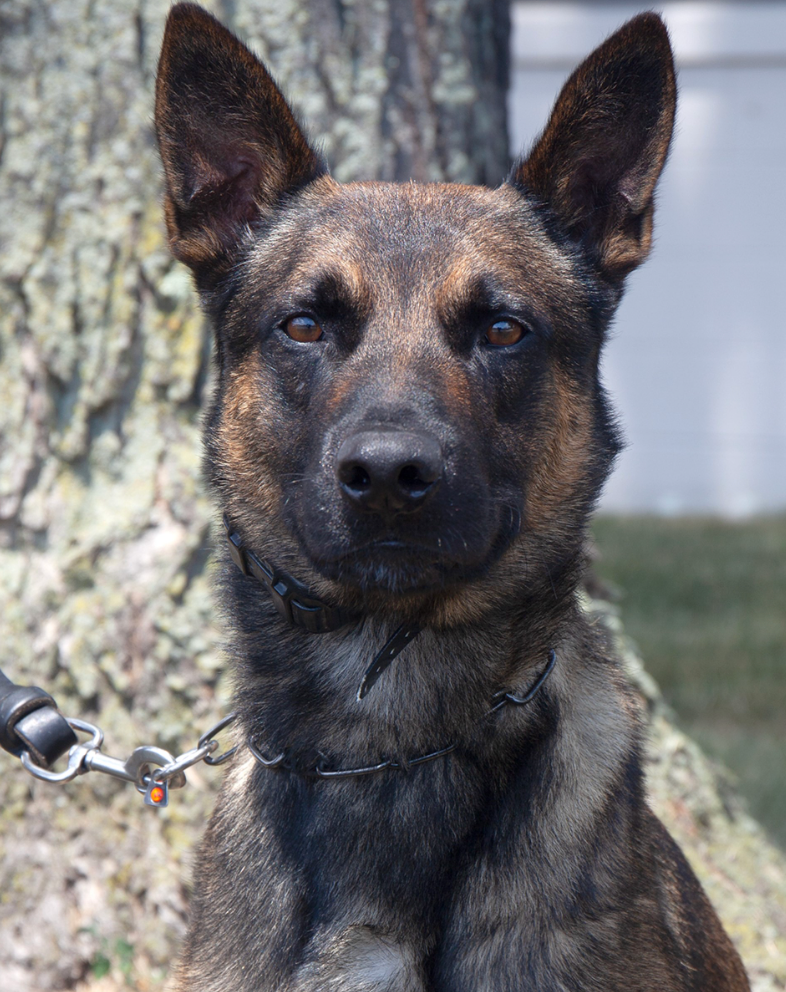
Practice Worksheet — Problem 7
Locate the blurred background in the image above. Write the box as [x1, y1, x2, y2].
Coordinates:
[513, 1, 786, 517]
[0, 1, 783, 989]
[510, 0, 786, 847]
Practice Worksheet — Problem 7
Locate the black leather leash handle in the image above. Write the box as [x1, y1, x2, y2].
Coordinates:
[0, 665, 77, 768]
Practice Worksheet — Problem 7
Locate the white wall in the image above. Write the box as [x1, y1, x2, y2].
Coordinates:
[510, 2, 786, 515]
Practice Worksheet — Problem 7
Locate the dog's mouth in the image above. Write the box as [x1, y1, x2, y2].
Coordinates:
[301, 508, 522, 598]
[309, 539, 460, 595]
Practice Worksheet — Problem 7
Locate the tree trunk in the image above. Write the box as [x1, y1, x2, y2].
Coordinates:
[0, 3, 783, 991]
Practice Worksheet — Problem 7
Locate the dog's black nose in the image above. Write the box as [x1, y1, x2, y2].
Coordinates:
[335, 429, 442, 515]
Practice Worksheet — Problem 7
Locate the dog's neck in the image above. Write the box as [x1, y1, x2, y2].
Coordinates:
[222, 541, 584, 771]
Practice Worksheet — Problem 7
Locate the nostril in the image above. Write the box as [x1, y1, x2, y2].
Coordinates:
[339, 462, 371, 494]
[346, 464, 370, 492]
[398, 463, 432, 496]
[335, 428, 443, 513]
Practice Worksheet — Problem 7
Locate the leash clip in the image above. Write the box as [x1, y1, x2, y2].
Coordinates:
[20, 717, 102, 784]
[13, 702, 239, 808]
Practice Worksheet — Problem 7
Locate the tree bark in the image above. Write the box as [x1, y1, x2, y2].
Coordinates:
[0, 2, 783, 991]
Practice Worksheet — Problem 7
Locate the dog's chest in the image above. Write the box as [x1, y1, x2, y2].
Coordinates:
[294, 926, 425, 992]
[239, 761, 548, 991]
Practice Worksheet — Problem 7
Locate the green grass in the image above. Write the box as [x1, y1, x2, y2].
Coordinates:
[592, 515, 786, 848]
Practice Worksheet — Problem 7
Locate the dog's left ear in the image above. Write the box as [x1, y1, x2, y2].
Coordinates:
[511, 13, 676, 280]
[155, 2, 325, 277]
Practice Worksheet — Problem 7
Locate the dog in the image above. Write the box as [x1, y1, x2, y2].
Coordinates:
[155, 5, 750, 989]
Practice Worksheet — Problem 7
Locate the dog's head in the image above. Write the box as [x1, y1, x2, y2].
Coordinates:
[155, 4, 675, 622]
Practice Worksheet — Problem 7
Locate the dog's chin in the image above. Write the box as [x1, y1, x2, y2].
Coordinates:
[294, 498, 522, 605]
[315, 543, 467, 599]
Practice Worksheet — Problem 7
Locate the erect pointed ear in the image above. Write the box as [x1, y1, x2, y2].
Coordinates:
[155, 3, 326, 276]
[510, 13, 676, 280]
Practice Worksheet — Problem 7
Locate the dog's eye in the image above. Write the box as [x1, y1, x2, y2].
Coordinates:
[485, 319, 527, 347]
[283, 315, 323, 343]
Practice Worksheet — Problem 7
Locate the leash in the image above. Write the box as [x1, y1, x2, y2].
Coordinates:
[0, 662, 237, 807]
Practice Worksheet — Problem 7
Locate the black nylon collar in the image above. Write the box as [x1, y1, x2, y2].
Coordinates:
[223, 514, 359, 634]
[222, 515, 422, 697]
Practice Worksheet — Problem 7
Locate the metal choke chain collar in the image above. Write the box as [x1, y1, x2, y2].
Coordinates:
[247, 650, 557, 779]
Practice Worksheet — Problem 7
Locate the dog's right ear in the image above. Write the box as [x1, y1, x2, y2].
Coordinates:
[155, 3, 325, 276]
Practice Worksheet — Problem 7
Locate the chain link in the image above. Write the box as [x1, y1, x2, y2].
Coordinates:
[246, 651, 558, 780]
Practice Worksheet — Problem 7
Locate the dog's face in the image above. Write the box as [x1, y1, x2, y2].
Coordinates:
[210, 181, 601, 599]
[155, 4, 675, 616]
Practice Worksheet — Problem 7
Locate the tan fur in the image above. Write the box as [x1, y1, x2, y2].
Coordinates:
[525, 368, 597, 532]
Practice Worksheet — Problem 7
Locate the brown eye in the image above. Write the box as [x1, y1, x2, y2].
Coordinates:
[486, 319, 527, 347]
[283, 315, 323, 342]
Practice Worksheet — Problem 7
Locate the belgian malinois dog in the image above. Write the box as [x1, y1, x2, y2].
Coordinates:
[155, 5, 750, 989]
